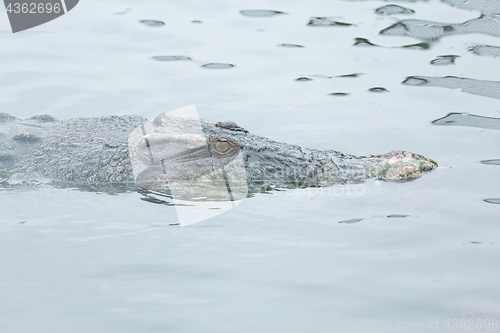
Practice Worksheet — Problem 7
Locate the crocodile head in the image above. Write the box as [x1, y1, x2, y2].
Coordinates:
[365, 150, 438, 181]
[128, 113, 249, 200]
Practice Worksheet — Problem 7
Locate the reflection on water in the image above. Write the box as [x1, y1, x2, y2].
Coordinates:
[432, 113, 500, 130]
[201, 63, 235, 69]
[443, 0, 500, 14]
[239, 10, 286, 17]
[481, 159, 500, 165]
[307, 17, 355, 27]
[430, 55, 459, 65]
[353, 37, 431, 50]
[375, 5, 414, 16]
[368, 87, 389, 93]
[151, 55, 192, 61]
[468, 44, 500, 57]
[403, 76, 500, 100]
[277, 43, 305, 48]
[139, 19, 165, 27]
[339, 214, 409, 224]
[380, 14, 500, 40]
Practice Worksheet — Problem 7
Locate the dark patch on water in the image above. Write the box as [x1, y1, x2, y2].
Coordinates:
[339, 218, 363, 224]
[278, 44, 305, 48]
[430, 55, 459, 65]
[329, 93, 350, 96]
[353, 38, 430, 50]
[295, 77, 313, 81]
[461, 241, 494, 245]
[295, 74, 363, 81]
[468, 44, 500, 57]
[375, 5, 415, 15]
[442, 0, 500, 14]
[481, 159, 500, 165]
[386, 214, 409, 218]
[152, 55, 192, 61]
[240, 10, 286, 17]
[338, 73, 363, 78]
[400, 42, 431, 50]
[369, 87, 390, 93]
[307, 17, 355, 27]
[403, 76, 500, 99]
[353, 38, 379, 47]
[432, 113, 500, 130]
[192, 20, 202, 24]
[114, 8, 131, 15]
[380, 14, 500, 40]
[484, 198, 500, 204]
[139, 20, 165, 27]
[201, 63, 235, 69]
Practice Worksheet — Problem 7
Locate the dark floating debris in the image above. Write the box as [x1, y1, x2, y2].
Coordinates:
[140, 20, 165, 27]
[353, 38, 378, 47]
[192, 20, 202, 24]
[152, 55, 192, 61]
[329, 93, 350, 96]
[430, 55, 459, 65]
[481, 159, 500, 165]
[442, 0, 500, 15]
[295, 74, 363, 81]
[353, 38, 430, 50]
[461, 241, 494, 245]
[201, 63, 235, 69]
[307, 17, 355, 27]
[240, 10, 286, 17]
[484, 198, 500, 204]
[403, 76, 500, 100]
[114, 8, 131, 15]
[278, 43, 305, 48]
[400, 42, 431, 50]
[338, 73, 363, 78]
[380, 14, 500, 40]
[375, 4, 415, 15]
[369, 87, 389, 93]
[468, 44, 500, 57]
[386, 214, 408, 218]
[339, 218, 363, 224]
[432, 113, 500, 130]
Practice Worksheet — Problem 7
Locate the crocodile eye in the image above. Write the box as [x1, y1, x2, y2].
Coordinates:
[215, 141, 229, 153]
[210, 138, 239, 157]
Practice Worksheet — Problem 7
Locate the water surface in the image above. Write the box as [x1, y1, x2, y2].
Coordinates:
[0, 0, 499, 332]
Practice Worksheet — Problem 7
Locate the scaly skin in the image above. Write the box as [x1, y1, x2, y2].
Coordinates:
[0, 112, 437, 192]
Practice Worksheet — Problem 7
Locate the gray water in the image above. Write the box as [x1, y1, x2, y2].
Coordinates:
[1, 0, 499, 332]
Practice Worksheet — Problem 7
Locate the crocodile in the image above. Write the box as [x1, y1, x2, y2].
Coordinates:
[0, 112, 437, 198]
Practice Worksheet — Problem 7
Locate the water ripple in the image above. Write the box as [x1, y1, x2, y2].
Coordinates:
[430, 55, 459, 65]
[380, 14, 500, 40]
[468, 44, 500, 57]
[484, 198, 500, 204]
[432, 113, 500, 130]
[139, 20, 165, 27]
[307, 17, 355, 27]
[240, 10, 286, 17]
[375, 5, 415, 16]
[403, 76, 500, 100]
